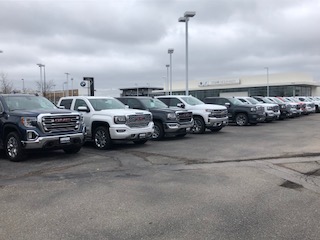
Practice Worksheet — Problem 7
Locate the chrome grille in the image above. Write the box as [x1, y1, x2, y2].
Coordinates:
[257, 106, 264, 114]
[127, 114, 152, 128]
[176, 111, 193, 123]
[210, 109, 228, 118]
[41, 114, 80, 133]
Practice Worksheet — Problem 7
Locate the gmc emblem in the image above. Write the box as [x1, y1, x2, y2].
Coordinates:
[54, 118, 71, 123]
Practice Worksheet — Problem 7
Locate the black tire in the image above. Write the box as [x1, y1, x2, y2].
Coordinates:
[235, 113, 248, 126]
[63, 146, 82, 154]
[133, 140, 148, 145]
[93, 126, 112, 150]
[5, 132, 26, 162]
[176, 133, 187, 137]
[176, 129, 187, 138]
[152, 121, 164, 140]
[209, 126, 223, 132]
[191, 116, 206, 134]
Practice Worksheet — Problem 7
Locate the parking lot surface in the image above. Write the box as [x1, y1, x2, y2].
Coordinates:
[1, 114, 320, 239]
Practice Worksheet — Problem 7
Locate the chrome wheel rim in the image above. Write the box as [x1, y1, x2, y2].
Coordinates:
[192, 119, 202, 133]
[7, 136, 18, 159]
[95, 130, 107, 148]
[152, 125, 160, 139]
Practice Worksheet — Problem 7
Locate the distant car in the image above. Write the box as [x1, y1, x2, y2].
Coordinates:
[116, 96, 193, 140]
[156, 95, 228, 134]
[294, 97, 316, 114]
[275, 97, 301, 117]
[252, 96, 289, 120]
[235, 96, 280, 122]
[204, 97, 265, 126]
[283, 97, 307, 115]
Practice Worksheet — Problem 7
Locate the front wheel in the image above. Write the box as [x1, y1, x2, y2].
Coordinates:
[209, 126, 223, 132]
[191, 116, 206, 134]
[5, 132, 26, 162]
[152, 122, 164, 140]
[235, 113, 248, 126]
[93, 126, 112, 150]
[63, 146, 82, 154]
[133, 140, 148, 145]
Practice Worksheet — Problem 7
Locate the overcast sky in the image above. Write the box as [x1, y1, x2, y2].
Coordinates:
[0, 0, 319, 95]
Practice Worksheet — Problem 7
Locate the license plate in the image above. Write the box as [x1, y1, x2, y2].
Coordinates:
[60, 137, 71, 144]
[139, 133, 146, 139]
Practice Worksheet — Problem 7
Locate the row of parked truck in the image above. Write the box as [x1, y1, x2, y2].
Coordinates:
[0, 93, 318, 161]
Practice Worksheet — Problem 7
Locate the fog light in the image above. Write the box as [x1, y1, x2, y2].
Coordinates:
[27, 130, 39, 140]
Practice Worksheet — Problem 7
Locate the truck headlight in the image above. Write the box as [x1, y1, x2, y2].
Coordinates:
[21, 117, 37, 128]
[114, 116, 126, 124]
[250, 107, 257, 112]
[267, 106, 273, 110]
[167, 112, 177, 120]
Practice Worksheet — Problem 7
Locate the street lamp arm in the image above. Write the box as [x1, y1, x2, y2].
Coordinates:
[184, 11, 196, 17]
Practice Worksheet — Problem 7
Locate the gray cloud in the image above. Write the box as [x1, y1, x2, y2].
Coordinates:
[0, 0, 319, 95]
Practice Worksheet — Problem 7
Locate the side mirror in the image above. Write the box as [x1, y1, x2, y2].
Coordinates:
[77, 106, 90, 112]
[125, 105, 129, 109]
[225, 102, 231, 108]
[58, 105, 65, 109]
[177, 103, 185, 109]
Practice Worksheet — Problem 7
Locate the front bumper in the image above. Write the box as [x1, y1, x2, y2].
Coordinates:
[206, 117, 228, 127]
[22, 132, 85, 149]
[164, 120, 194, 133]
[109, 122, 154, 140]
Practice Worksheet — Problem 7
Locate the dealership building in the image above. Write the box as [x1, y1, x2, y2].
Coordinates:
[151, 72, 320, 101]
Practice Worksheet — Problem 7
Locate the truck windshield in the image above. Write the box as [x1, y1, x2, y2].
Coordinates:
[140, 98, 168, 109]
[88, 98, 126, 110]
[246, 97, 260, 104]
[181, 96, 204, 105]
[4, 95, 57, 111]
[229, 98, 245, 105]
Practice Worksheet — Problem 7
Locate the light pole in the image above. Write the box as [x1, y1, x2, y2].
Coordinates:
[63, 82, 67, 97]
[168, 49, 174, 95]
[135, 83, 138, 96]
[37, 63, 45, 96]
[179, 11, 196, 96]
[264, 67, 269, 97]
[53, 84, 56, 104]
[65, 73, 70, 96]
[166, 64, 170, 95]
[71, 78, 74, 96]
[21, 78, 25, 93]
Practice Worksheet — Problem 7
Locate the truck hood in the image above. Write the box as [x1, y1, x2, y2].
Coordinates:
[9, 108, 75, 116]
[189, 104, 227, 110]
[98, 109, 151, 116]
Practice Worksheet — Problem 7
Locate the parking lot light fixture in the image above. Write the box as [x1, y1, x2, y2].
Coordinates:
[265, 67, 269, 97]
[179, 11, 196, 96]
[168, 49, 174, 95]
[65, 73, 70, 96]
[37, 63, 45, 96]
[166, 64, 170, 95]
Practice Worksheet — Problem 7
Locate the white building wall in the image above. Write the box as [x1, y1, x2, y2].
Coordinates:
[171, 72, 319, 93]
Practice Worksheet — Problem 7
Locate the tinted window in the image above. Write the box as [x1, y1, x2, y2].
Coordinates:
[60, 99, 73, 109]
[74, 99, 88, 110]
[127, 99, 143, 109]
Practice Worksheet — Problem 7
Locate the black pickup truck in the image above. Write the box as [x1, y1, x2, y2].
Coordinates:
[117, 97, 193, 140]
[204, 97, 265, 126]
[0, 94, 85, 161]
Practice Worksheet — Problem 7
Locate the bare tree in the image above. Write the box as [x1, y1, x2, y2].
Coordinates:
[0, 72, 14, 94]
[35, 79, 56, 97]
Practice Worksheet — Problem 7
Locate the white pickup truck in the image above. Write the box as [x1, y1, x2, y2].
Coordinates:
[156, 95, 228, 134]
[57, 96, 154, 149]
